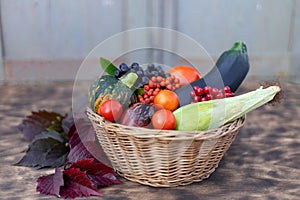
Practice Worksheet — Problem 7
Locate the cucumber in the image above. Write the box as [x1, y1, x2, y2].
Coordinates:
[174, 41, 250, 107]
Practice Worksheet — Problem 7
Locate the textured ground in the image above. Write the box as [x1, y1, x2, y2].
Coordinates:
[0, 79, 299, 200]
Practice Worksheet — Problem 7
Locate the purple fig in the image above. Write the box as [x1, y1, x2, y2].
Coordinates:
[120, 103, 155, 127]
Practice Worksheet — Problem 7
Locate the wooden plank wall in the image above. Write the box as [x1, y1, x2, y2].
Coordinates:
[0, 0, 3, 82]
[0, 28, 3, 82]
[0, 0, 299, 82]
[290, 0, 300, 83]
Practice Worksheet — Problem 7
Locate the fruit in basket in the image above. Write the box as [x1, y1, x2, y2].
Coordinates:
[88, 72, 138, 114]
[174, 41, 250, 106]
[100, 100, 123, 122]
[153, 90, 179, 111]
[167, 65, 201, 87]
[190, 85, 235, 103]
[152, 109, 176, 130]
[120, 103, 155, 127]
[174, 85, 281, 131]
[138, 75, 180, 104]
[114, 62, 169, 88]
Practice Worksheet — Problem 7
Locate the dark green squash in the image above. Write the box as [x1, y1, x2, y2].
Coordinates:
[174, 41, 250, 107]
[88, 73, 138, 113]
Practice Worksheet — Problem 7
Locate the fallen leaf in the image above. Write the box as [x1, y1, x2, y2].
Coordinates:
[18, 110, 65, 141]
[61, 112, 74, 134]
[60, 168, 103, 199]
[16, 131, 69, 169]
[67, 120, 107, 164]
[67, 124, 94, 163]
[36, 168, 64, 197]
[69, 158, 122, 187]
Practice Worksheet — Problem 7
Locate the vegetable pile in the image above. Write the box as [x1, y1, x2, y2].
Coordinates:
[89, 41, 281, 131]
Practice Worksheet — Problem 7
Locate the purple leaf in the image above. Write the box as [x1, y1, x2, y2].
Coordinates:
[18, 110, 65, 141]
[33, 131, 67, 143]
[36, 168, 64, 197]
[69, 158, 122, 187]
[67, 120, 109, 165]
[18, 119, 46, 141]
[60, 168, 103, 199]
[62, 112, 74, 134]
[67, 125, 95, 163]
[16, 132, 69, 169]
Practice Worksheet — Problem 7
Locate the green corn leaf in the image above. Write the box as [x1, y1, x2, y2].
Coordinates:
[173, 86, 281, 131]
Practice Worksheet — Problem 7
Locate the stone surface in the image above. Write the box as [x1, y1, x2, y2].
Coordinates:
[0, 80, 299, 200]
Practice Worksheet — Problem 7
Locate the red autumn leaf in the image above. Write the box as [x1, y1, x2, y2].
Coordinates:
[33, 111, 122, 199]
[67, 119, 109, 165]
[67, 124, 95, 163]
[69, 158, 122, 187]
[60, 168, 103, 199]
[36, 168, 64, 197]
[36, 159, 121, 199]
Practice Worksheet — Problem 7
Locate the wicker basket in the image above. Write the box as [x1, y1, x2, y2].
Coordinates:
[86, 107, 245, 187]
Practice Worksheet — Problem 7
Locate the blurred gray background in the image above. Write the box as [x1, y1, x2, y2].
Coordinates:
[0, 0, 299, 83]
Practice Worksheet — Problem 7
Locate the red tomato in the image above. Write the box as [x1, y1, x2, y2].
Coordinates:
[99, 100, 123, 122]
[151, 109, 176, 130]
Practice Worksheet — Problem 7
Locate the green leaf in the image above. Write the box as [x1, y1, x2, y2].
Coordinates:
[100, 57, 118, 75]
[135, 88, 144, 95]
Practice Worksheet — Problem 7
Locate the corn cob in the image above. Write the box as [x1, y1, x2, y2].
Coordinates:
[173, 86, 281, 131]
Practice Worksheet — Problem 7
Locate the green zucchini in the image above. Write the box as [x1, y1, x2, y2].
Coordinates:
[174, 41, 250, 106]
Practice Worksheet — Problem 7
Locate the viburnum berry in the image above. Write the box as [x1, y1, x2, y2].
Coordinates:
[206, 94, 213, 100]
[190, 85, 235, 103]
[195, 87, 204, 96]
[215, 92, 224, 99]
[190, 91, 196, 97]
[225, 93, 231, 98]
[194, 96, 201, 102]
[138, 75, 180, 104]
[203, 86, 212, 94]
[193, 86, 199, 91]
[211, 88, 219, 96]
[224, 86, 231, 93]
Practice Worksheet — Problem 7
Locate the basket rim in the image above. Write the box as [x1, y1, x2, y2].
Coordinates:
[86, 107, 246, 140]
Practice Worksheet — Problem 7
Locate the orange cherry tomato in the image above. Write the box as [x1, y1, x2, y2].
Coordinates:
[152, 109, 176, 130]
[167, 66, 201, 87]
[153, 90, 179, 111]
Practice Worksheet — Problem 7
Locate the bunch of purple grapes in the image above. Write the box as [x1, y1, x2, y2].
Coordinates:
[114, 63, 169, 88]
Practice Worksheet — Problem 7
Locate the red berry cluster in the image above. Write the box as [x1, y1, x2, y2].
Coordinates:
[190, 86, 235, 103]
[138, 75, 180, 104]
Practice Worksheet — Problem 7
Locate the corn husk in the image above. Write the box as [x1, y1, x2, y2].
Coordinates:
[173, 86, 281, 131]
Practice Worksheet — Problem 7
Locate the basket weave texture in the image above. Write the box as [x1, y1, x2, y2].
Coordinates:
[86, 107, 245, 187]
